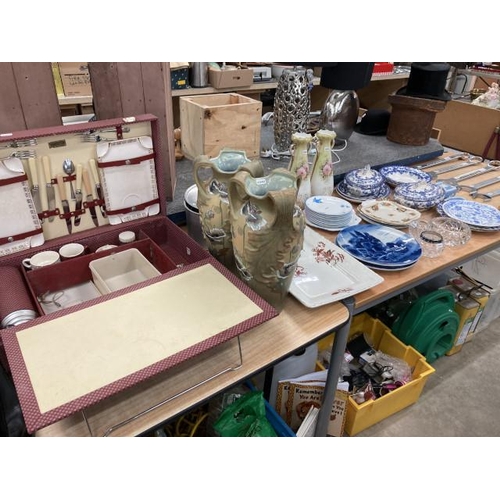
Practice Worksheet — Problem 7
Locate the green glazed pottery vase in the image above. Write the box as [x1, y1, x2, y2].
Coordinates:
[228, 167, 305, 311]
[194, 149, 264, 270]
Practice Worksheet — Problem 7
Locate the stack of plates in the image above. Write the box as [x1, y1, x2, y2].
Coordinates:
[438, 198, 500, 232]
[357, 199, 421, 228]
[304, 196, 361, 231]
[335, 223, 422, 271]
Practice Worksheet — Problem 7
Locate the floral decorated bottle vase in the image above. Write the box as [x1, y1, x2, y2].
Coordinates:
[288, 132, 313, 209]
[310, 129, 337, 197]
[228, 168, 305, 311]
[194, 149, 264, 270]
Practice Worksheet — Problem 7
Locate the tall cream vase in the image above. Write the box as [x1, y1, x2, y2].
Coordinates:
[194, 149, 264, 271]
[228, 168, 305, 311]
[287, 132, 313, 209]
[310, 129, 337, 197]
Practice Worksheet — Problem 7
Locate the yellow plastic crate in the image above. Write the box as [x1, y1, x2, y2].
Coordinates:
[344, 313, 435, 436]
[316, 313, 435, 436]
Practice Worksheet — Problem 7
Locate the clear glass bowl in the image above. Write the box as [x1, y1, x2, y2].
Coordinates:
[429, 217, 472, 247]
[419, 230, 444, 258]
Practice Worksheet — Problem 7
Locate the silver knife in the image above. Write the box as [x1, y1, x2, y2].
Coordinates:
[28, 157, 43, 221]
[83, 166, 99, 227]
[42, 156, 56, 222]
[74, 163, 83, 226]
[89, 158, 107, 218]
[56, 173, 72, 234]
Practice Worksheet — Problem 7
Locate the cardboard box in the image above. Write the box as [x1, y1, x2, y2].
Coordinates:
[433, 100, 500, 158]
[58, 62, 92, 96]
[446, 276, 490, 343]
[208, 67, 253, 89]
[440, 285, 480, 356]
[179, 93, 262, 160]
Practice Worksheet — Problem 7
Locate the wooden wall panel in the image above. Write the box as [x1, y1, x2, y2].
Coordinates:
[88, 62, 176, 200]
[0, 63, 26, 132]
[0, 62, 61, 133]
[88, 63, 123, 119]
[141, 62, 176, 198]
[117, 63, 146, 117]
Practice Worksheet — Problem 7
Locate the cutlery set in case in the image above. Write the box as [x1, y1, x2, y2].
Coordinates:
[0, 114, 277, 434]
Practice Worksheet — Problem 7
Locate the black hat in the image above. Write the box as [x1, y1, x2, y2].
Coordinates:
[354, 109, 391, 136]
[396, 62, 451, 101]
[320, 62, 375, 90]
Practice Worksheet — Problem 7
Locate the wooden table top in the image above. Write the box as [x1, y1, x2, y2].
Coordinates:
[36, 154, 500, 437]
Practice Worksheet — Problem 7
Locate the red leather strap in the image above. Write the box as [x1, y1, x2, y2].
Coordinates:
[105, 198, 160, 216]
[97, 153, 155, 169]
[0, 174, 28, 187]
[0, 227, 43, 245]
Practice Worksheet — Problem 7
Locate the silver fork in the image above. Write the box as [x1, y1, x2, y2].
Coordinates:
[0, 138, 37, 149]
[81, 135, 113, 143]
[1, 150, 36, 159]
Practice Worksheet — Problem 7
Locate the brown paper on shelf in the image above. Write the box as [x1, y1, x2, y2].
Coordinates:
[16, 264, 262, 413]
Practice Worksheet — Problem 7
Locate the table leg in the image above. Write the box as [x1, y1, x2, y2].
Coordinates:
[314, 296, 354, 437]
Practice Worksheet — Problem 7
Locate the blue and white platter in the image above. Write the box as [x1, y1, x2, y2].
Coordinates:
[441, 198, 500, 228]
[379, 165, 432, 187]
[335, 223, 422, 268]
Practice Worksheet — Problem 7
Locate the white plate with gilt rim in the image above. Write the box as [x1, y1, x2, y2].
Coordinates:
[289, 226, 384, 308]
[358, 199, 421, 226]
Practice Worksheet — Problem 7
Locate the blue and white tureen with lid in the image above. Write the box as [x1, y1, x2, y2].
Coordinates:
[393, 181, 445, 211]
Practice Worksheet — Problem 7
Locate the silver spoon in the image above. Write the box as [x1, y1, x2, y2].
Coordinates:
[62, 159, 76, 200]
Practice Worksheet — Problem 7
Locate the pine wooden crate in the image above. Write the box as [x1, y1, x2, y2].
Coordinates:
[179, 93, 262, 160]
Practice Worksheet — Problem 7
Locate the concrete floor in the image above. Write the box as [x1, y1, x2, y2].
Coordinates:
[357, 315, 500, 437]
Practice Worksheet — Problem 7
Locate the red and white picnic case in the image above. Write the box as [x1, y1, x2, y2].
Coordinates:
[0, 114, 277, 434]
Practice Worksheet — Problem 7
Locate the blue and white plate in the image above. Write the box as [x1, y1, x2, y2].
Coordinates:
[305, 196, 353, 216]
[336, 180, 391, 203]
[335, 223, 422, 267]
[379, 165, 432, 187]
[442, 198, 500, 228]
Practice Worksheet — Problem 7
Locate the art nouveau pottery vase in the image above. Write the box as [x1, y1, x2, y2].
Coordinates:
[310, 129, 337, 197]
[288, 132, 313, 209]
[194, 149, 264, 269]
[320, 89, 359, 142]
[228, 168, 305, 311]
[273, 66, 314, 154]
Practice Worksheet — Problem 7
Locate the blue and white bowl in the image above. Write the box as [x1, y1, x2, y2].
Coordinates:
[394, 181, 445, 211]
[379, 165, 432, 187]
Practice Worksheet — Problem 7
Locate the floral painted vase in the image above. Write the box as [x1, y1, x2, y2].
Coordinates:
[228, 168, 305, 311]
[310, 129, 337, 197]
[288, 132, 313, 209]
[194, 149, 264, 270]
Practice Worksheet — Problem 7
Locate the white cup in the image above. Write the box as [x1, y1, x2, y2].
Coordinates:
[59, 243, 85, 260]
[22, 250, 60, 270]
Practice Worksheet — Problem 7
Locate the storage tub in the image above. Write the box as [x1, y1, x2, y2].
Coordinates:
[344, 313, 435, 435]
[89, 248, 161, 295]
[318, 313, 435, 436]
